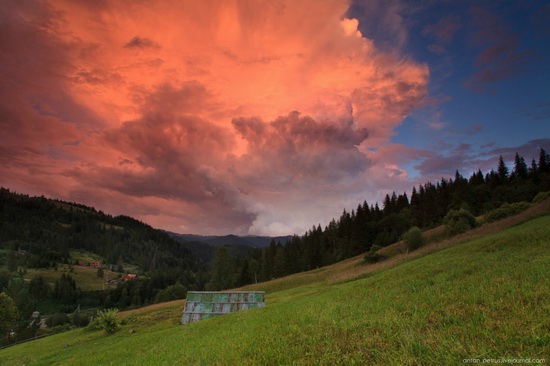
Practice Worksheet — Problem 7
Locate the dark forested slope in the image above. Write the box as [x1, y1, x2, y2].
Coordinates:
[0, 188, 204, 275]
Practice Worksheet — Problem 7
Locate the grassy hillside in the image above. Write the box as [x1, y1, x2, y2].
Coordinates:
[1, 214, 549, 365]
[21, 250, 130, 292]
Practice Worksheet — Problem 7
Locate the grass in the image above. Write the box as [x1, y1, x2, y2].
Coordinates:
[23, 264, 122, 292]
[24, 265, 104, 291]
[2, 212, 549, 365]
[70, 249, 104, 264]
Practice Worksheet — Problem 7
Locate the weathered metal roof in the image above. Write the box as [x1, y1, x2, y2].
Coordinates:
[181, 291, 265, 324]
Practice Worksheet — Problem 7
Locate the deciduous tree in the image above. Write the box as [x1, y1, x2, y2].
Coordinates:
[0, 293, 19, 344]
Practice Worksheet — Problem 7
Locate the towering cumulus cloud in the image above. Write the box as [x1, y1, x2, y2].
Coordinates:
[0, 0, 429, 235]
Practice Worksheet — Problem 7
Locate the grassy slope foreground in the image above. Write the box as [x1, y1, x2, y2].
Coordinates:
[1, 215, 549, 365]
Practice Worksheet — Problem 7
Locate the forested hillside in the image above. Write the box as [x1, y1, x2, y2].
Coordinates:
[219, 149, 550, 289]
[0, 190, 209, 345]
[0, 190, 203, 273]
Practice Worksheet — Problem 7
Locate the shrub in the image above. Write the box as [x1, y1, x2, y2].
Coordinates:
[364, 245, 385, 263]
[485, 201, 531, 222]
[533, 191, 550, 204]
[46, 313, 70, 328]
[71, 312, 90, 327]
[403, 226, 424, 251]
[443, 208, 477, 236]
[0, 293, 19, 344]
[92, 308, 121, 335]
[155, 282, 187, 303]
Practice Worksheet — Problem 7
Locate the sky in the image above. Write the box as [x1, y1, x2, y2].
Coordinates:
[1, 0, 549, 236]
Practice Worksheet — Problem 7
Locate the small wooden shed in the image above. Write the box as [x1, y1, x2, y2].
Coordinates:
[181, 291, 265, 324]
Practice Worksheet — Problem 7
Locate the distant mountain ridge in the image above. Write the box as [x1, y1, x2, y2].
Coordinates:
[165, 232, 294, 266]
[166, 232, 294, 248]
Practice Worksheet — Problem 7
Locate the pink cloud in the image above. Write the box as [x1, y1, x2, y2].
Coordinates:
[1, 0, 430, 235]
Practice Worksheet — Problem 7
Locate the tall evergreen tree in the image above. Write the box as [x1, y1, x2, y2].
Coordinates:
[539, 148, 550, 173]
[469, 170, 485, 186]
[512, 152, 528, 180]
[382, 194, 392, 214]
[206, 246, 236, 291]
[529, 159, 538, 177]
[273, 245, 286, 278]
[396, 192, 410, 211]
[237, 259, 252, 287]
[497, 156, 509, 183]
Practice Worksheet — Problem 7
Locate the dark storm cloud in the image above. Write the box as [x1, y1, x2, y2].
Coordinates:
[124, 36, 161, 49]
[99, 82, 234, 200]
[231, 111, 371, 189]
[0, 0, 102, 170]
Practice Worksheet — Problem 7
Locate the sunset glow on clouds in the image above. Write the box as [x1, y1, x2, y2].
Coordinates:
[1, 0, 549, 235]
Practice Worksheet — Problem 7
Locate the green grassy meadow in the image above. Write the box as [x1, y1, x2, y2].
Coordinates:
[2, 215, 549, 365]
[24, 265, 107, 292]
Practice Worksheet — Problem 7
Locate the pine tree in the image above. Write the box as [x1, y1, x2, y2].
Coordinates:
[396, 192, 410, 211]
[237, 259, 251, 287]
[539, 148, 550, 173]
[248, 258, 260, 284]
[273, 245, 286, 278]
[206, 246, 236, 290]
[383, 194, 392, 214]
[512, 152, 528, 180]
[497, 156, 509, 183]
[410, 187, 419, 207]
[469, 169, 485, 186]
[529, 159, 539, 181]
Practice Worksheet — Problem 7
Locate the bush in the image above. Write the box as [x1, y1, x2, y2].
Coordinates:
[91, 308, 121, 335]
[46, 313, 70, 328]
[443, 208, 477, 236]
[155, 282, 187, 303]
[0, 293, 19, 344]
[533, 191, 550, 204]
[403, 226, 424, 251]
[364, 245, 385, 263]
[485, 201, 531, 222]
[71, 312, 90, 327]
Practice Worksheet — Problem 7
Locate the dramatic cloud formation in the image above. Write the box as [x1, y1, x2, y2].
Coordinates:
[1, 0, 548, 235]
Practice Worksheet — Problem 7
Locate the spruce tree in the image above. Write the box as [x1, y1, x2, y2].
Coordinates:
[512, 152, 528, 180]
[206, 246, 236, 291]
[539, 148, 550, 173]
[497, 156, 509, 182]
